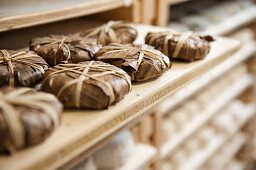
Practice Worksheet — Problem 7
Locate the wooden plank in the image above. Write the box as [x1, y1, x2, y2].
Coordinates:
[160, 75, 253, 159]
[0, 25, 240, 170]
[0, 0, 132, 32]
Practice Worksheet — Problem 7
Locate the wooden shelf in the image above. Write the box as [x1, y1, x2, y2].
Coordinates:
[210, 133, 247, 170]
[158, 42, 256, 115]
[202, 6, 256, 36]
[0, 0, 133, 32]
[116, 144, 156, 170]
[160, 75, 253, 159]
[0, 25, 239, 170]
[180, 103, 255, 170]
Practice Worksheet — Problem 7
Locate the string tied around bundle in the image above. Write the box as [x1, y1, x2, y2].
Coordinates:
[0, 88, 60, 153]
[148, 31, 196, 60]
[0, 50, 45, 87]
[83, 21, 137, 45]
[31, 36, 72, 65]
[101, 43, 169, 71]
[42, 61, 132, 108]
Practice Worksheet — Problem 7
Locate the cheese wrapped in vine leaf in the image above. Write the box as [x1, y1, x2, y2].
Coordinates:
[30, 35, 101, 66]
[0, 50, 48, 87]
[78, 21, 138, 45]
[0, 87, 62, 153]
[145, 31, 214, 62]
[41, 61, 131, 109]
[96, 43, 171, 81]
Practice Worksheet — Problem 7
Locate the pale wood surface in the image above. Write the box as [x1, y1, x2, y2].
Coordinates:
[0, 0, 132, 32]
[0, 25, 240, 170]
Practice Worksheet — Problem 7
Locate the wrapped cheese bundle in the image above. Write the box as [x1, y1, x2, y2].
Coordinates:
[0, 49, 48, 87]
[93, 130, 135, 169]
[78, 21, 138, 45]
[29, 35, 101, 66]
[96, 43, 171, 81]
[0, 87, 62, 153]
[145, 31, 214, 62]
[41, 61, 131, 109]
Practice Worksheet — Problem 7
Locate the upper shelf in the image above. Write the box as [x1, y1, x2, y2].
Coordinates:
[0, 24, 240, 170]
[0, 0, 133, 32]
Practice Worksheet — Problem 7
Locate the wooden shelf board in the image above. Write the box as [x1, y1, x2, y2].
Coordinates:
[158, 42, 256, 115]
[202, 6, 256, 36]
[0, 0, 131, 32]
[180, 103, 255, 170]
[0, 25, 240, 170]
[116, 144, 156, 170]
[160, 75, 253, 159]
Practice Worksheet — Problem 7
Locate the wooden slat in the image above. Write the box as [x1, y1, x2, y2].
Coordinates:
[0, 25, 240, 170]
[0, 0, 132, 32]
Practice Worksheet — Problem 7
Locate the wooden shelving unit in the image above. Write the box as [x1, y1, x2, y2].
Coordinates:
[152, 2, 256, 167]
[0, 1, 256, 170]
[0, 25, 240, 170]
